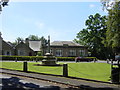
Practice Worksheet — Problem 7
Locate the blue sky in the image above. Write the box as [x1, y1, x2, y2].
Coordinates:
[0, 1, 107, 42]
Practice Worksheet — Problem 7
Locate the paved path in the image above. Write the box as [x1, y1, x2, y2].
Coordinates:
[0, 73, 69, 90]
[0, 68, 120, 90]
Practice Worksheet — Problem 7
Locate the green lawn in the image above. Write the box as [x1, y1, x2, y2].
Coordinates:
[0, 62, 111, 82]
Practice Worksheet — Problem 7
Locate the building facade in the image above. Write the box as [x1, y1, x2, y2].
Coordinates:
[15, 41, 35, 56]
[0, 33, 14, 56]
[50, 41, 88, 57]
[0, 33, 88, 57]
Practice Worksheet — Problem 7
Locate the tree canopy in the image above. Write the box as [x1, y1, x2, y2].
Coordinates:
[101, 1, 120, 53]
[74, 13, 109, 59]
[27, 35, 41, 41]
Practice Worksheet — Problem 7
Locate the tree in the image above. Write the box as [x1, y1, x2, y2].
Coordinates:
[12, 37, 24, 45]
[0, 0, 9, 13]
[101, 0, 119, 10]
[101, 1, 120, 53]
[27, 35, 41, 41]
[74, 13, 109, 59]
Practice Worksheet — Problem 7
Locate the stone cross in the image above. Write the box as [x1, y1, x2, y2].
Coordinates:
[48, 35, 50, 53]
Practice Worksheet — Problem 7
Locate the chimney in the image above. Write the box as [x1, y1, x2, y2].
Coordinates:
[25, 38, 29, 46]
[0, 32, 3, 40]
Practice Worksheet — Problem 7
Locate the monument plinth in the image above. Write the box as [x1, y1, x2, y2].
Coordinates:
[41, 36, 59, 66]
[42, 53, 57, 66]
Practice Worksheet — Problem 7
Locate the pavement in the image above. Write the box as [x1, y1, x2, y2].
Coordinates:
[0, 68, 120, 90]
[0, 73, 69, 90]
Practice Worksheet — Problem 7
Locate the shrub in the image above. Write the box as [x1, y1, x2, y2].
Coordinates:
[56, 57, 75, 61]
[1, 55, 44, 61]
[1, 55, 97, 62]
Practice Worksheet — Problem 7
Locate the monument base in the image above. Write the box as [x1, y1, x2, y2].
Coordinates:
[42, 59, 58, 66]
[41, 53, 59, 66]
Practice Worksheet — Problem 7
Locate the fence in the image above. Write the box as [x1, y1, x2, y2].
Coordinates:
[1, 61, 116, 83]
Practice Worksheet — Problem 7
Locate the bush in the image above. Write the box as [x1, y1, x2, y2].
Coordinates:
[1, 55, 44, 61]
[56, 57, 75, 61]
[0, 55, 97, 62]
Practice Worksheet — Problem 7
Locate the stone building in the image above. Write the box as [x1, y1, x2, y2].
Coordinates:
[0, 32, 14, 55]
[15, 41, 35, 56]
[0, 32, 88, 57]
[50, 41, 88, 57]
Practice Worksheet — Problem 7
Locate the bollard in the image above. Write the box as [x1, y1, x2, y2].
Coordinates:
[15, 57, 17, 62]
[117, 60, 120, 65]
[111, 59, 113, 69]
[23, 61, 27, 72]
[118, 64, 120, 83]
[63, 64, 68, 77]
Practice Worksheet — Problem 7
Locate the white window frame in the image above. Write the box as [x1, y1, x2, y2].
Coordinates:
[79, 49, 85, 56]
[56, 49, 62, 56]
[69, 50, 76, 56]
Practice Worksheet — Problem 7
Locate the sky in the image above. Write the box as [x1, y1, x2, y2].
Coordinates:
[0, 0, 107, 42]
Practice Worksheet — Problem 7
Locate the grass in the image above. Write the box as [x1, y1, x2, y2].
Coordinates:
[0, 62, 111, 82]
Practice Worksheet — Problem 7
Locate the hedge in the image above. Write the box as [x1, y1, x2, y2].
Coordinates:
[0, 55, 43, 61]
[0, 55, 97, 62]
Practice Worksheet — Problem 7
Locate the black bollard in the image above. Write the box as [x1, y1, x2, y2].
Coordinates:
[23, 61, 27, 72]
[63, 64, 68, 77]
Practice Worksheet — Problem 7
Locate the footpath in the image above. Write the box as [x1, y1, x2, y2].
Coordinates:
[0, 68, 120, 90]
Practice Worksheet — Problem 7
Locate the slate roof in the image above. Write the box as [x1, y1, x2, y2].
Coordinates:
[29, 41, 41, 51]
[7, 42, 14, 48]
[50, 41, 83, 47]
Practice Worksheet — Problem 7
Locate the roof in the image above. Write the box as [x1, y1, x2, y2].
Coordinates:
[50, 41, 83, 47]
[7, 42, 14, 47]
[29, 41, 41, 51]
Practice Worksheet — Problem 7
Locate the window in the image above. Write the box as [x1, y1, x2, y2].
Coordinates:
[18, 50, 25, 56]
[4, 50, 11, 55]
[56, 49, 62, 56]
[69, 50, 76, 56]
[79, 49, 85, 56]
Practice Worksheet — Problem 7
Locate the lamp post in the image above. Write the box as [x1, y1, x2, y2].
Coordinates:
[0, 0, 9, 12]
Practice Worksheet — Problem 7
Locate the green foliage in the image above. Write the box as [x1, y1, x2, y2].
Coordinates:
[74, 13, 109, 59]
[105, 1, 120, 53]
[101, 0, 119, 10]
[1, 55, 96, 62]
[37, 51, 42, 56]
[27, 35, 41, 41]
[57, 57, 75, 61]
[1, 55, 44, 61]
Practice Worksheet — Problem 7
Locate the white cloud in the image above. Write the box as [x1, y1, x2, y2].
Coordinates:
[89, 4, 95, 8]
[35, 22, 45, 30]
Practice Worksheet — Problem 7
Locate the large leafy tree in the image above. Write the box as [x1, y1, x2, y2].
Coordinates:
[106, 1, 120, 53]
[74, 13, 108, 59]
[101, 0, 120, 53]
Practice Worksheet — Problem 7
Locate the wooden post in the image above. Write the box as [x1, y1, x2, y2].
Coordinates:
[118, 60, 120, 83]
[63, 64, 68, 77]
[111, 59, 113, 69]
[23, 61, 27, 72]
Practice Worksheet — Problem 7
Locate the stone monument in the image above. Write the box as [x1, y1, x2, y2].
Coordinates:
[41, 36, 58, 66]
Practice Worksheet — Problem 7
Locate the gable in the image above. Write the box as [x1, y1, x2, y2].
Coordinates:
[29, 41, 41, 52]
